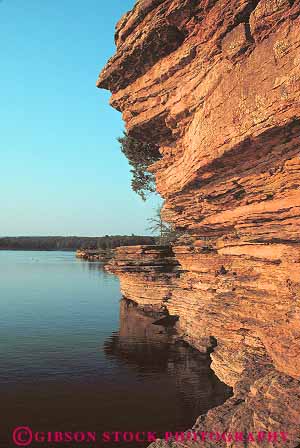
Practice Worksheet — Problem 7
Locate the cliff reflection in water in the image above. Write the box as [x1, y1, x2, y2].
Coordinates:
[104, 299, 232, 434]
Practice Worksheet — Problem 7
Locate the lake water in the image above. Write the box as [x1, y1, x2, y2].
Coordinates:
[0, 251, 232, 447]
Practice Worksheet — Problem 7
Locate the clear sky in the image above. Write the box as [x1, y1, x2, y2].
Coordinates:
[0, 0, 160, 236]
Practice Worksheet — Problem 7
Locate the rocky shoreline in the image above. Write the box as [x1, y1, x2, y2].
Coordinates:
[76, 248, 114, 262]
[98, 0, 300, 446]
[106, 244, 300, 447]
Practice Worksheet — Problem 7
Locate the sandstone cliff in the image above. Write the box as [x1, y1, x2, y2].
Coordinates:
[98, 1, 300, 446]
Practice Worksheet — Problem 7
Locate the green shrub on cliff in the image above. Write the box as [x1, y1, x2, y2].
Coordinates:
[118, 132, 161, 201]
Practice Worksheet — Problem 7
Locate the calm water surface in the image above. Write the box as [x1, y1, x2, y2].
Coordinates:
[0, 251, 231, 447]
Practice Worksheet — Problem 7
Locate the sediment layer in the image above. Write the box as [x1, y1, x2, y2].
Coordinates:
[98, 1, 300, 446]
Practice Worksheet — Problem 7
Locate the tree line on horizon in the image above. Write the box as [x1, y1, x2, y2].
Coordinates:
[0, 235, 156, 251]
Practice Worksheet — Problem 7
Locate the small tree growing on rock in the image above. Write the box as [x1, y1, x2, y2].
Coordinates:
[147, 206, 179, 245]
[118, 132, 161, 201]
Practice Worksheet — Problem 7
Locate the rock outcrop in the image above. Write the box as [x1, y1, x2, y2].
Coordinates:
[98, 0, 300, 446]
[106, 245, 181, 308]
[76, 248, 114, 262]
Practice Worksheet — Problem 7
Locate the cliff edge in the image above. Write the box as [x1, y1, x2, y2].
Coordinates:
[98, 1, 300, 446]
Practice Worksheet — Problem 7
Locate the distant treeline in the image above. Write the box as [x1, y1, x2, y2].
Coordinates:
[0, 236, 156, 251]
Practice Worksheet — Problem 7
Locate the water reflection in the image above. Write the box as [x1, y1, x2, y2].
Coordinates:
[0, 252, 231, 448]
[76, 258, 115, 280]
[104, 299, 232, 437]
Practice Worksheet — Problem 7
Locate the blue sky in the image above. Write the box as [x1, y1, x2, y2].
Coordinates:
[0, 0, 160, 236]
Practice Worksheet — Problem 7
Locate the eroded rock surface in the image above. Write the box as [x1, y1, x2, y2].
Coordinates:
[98, 0, 300, 446]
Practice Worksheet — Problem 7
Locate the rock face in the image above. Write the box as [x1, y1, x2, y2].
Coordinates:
[106, 245, 181, 308]
[98, 0, 300, 446]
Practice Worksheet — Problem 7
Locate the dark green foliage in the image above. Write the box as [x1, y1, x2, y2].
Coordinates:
[0, 235, 156, 251]
[118, 132, 161, 201]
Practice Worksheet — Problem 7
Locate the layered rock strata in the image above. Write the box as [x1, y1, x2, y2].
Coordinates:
[98, 0, 300, 446]
[106, 245, 181, 308]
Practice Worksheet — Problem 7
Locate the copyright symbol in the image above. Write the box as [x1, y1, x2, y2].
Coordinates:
[12, 426, 33, 447]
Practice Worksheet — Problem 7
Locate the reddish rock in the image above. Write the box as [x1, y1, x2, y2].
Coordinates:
[222, 23, 251, 59]
[106, 245, 180, 309]
[98, 0, 300, 446]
